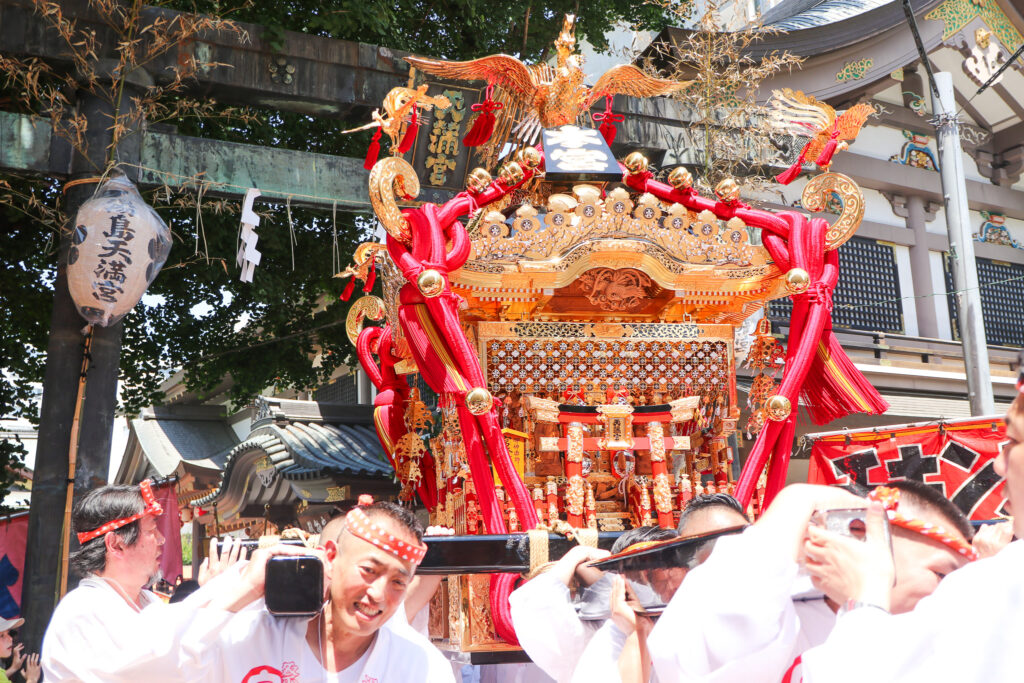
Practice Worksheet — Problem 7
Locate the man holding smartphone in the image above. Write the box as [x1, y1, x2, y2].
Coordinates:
[798, 378, 1024, 682]
[646, 481, 974, 683]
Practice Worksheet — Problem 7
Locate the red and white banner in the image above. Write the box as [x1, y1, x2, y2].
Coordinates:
[807, 417, 1007, 520]
[153, 482, 183, 583]
[0, 513, 28, 618]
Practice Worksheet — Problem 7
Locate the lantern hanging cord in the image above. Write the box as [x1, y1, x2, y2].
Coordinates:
[61, 177, 107, 194]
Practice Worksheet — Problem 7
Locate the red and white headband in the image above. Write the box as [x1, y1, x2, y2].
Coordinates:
[345, 506, 427, 564]
[868, 487, 977, 561]
[77, 479, 163, 545]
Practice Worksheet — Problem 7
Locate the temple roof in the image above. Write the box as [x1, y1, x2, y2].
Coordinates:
[115, 405, 238, 483]
[190, 398, 395, 521]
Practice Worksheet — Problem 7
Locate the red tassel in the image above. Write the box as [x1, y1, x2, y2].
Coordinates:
[463, 85, 502, 148]
[775, 162, 803, 185]
[598, 120, 617, 145]
[815, 123, 842, 168]
[815, 138, 840, 168]
[362, 260, 377, 293]
[398, 105, 418, 154]
[364, 128, 382, 170]
[593, 96, 625, 147]
[463, 110, 495, 147]
[340, 277, 356, 301]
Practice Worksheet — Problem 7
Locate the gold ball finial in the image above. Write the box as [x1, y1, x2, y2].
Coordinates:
[466, 167, 492, 194]
[465, 387, 493, 415]
[498, 161, 525, 186]
[714, 177, 741, 202]
[668, 167, 693, 190]
[784, 268, 811, 294]
[514, 147, 542, 170]
[623, 152, 649, 175]
[765, 395, 792, 422]
[417, 269, 445, 298]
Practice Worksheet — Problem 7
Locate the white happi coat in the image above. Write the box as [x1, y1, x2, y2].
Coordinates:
[647, 526, 836, 683]
[801, 540, 1024, 683]
[508, 572, 602, 683]
[42, 577, 166, 683]
[568, 620, 636, 683]
[152, 602, 456, 683]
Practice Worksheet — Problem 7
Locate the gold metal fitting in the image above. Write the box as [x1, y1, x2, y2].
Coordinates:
[466, 167, 492, 194]
[765, 395, 792, 422]
[714, 177, 741, 202]
[498, 161, 525, 186]
[514, 147, 542, 169]
[465, 387, 493, 415]
[417, 269, 445, 298]
[623, 152, 649, 175]
[668, 166, 693, 190]
[784, 267, 811, 294]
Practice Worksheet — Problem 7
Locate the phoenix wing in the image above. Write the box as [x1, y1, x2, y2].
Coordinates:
[587, 65, 691, 107]
[836, 102, 876, 141]
[768, 88, 836, 139]
[405, 54, 539, 103]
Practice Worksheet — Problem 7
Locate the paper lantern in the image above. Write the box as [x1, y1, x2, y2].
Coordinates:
[66, 174, 172, 327]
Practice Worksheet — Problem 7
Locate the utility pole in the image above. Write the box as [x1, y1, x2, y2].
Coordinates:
[931, 72, 995, 416]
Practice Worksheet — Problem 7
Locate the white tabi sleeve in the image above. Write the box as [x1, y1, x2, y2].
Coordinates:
[647, 526, 804, 683]
[568, 620, 628, 683]
[801, 541, 1024, 683]
[509, 572, 592, 682]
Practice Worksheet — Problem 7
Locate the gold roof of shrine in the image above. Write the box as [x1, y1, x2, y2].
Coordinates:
[452, 184, 787, 325]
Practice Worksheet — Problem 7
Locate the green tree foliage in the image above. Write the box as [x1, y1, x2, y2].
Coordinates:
[215, 0, 686, 62]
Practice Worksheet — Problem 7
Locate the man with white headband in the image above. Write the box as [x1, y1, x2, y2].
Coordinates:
[797, 375, 1024, 682]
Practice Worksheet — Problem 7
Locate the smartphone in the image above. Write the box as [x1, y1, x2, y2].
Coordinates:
[817, 508, 892, 548]
[264, 555, 324, 617]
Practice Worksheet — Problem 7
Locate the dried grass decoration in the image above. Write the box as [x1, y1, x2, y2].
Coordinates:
[67, 174, 171, 327]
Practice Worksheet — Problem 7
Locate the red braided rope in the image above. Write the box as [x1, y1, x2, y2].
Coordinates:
[868, 487, 977, 561]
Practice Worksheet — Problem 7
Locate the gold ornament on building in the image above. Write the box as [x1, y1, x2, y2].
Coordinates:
[465, 387, 494, 415]
[766, 395, 792, 421]
[418, 269, 445, 297]
[714, 178, 741, 202]
[498, 161, 525, 186]
[668, 167, 693, 190]
[784, 268, 811, 294]
[623, 152, 649, 175]
[467, 168, 492, 194]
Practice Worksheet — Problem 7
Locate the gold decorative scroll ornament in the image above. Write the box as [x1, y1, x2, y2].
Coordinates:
[369, 157, 419, 243]
[346, 295, 386, 347]
[801, 171, 864, 250]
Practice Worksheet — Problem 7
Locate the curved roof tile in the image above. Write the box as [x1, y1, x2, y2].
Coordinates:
[192, 421, 394, 508]
[765, 0, 893, 31]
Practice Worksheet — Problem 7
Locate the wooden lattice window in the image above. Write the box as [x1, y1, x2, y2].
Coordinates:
[770, 236, 903, 333]
[945, 256, 1024, 347]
